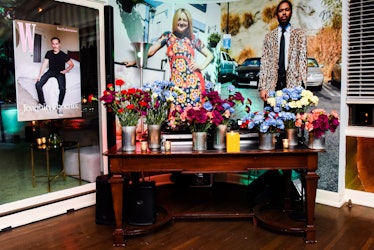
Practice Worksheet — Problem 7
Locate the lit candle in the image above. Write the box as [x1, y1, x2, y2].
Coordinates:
[282, 139, 289, 149]
[36, 138, 42, 145]
[140, 141, 148, 152]
[164, 140, 171, 151]
[226, 131, 240, 152]
[41, 137, 46, 144]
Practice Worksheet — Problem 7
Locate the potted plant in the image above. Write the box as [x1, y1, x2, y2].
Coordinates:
[98, 79, 149, 151]
[266, 86, 319, 146]
[208, 32, 221, 48]
[240, 106, 286, 150]
[141, 80, 184, 150]
[295, 108, 340, 149]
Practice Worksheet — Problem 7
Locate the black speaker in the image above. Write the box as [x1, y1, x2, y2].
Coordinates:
[124, 181, 156, 226]
[104, 5, 116, 148]
[104, 5, 114, 84]
[95, 175, 115, 225]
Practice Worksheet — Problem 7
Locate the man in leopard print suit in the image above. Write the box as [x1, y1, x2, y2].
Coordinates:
[259, 0, 307, 102]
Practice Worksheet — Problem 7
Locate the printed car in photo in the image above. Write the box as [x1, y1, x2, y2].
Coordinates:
[234, 57, 261, 88]
[306, 57, 324, 91]
[218, 51, 237, 83]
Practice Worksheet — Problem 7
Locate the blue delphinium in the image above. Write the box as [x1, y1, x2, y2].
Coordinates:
[142, 80, 184, 124]
[241, 106, 285, 133]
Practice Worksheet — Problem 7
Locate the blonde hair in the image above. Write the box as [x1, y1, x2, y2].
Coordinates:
[172, 8, 193, 39]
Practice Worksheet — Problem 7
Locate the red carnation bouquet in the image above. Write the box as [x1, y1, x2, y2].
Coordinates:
[99, 79, 149, 126]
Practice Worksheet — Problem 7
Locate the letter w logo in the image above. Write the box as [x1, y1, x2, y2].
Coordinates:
[17, 21, 36, 53]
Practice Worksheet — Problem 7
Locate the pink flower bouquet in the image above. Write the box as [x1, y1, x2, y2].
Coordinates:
[295, 108, 340, 138]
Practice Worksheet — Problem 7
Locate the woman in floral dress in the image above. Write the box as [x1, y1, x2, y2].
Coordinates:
[126, 8, 213, 109]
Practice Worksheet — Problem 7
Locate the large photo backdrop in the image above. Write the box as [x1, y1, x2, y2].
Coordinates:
[112, 0, 342, 192]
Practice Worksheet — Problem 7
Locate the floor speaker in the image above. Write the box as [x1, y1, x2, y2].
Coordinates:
[95, 175, 116, 225]
[124, 181, 156, 226]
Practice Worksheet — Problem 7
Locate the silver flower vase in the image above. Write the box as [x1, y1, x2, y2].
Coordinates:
[213, 124, 227, 150]
[192, 132, 207, 151]
[308, 133, 325, 149]
[122, 126, 136, 151]
[286, 128, 298, 146]
[258, 133, 276, 150]
[147, 124, 162, 151]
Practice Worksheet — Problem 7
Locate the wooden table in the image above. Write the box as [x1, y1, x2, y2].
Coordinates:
[104, 143, 322, 246]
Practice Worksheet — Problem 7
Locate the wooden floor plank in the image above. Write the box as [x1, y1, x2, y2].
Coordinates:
[1, 184, 374, 249]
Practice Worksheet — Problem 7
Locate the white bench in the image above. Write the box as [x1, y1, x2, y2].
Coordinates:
[64, 145, 101, 183]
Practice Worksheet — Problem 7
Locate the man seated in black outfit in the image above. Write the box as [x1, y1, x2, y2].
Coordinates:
[35, 36, 74, 116]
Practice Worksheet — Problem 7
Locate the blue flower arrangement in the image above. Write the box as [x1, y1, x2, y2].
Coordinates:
[142, 80, 184, 125]
[266, 86, 319, 113]
[241, 106, 285, 133]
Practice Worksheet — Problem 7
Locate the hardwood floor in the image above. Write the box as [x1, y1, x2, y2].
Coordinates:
[1, 183, 374, 250]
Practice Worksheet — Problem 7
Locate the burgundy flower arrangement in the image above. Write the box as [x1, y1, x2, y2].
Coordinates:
[295, 108, 340, 138]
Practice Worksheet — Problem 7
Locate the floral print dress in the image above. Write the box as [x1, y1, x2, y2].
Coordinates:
[159, 31, 205, 108]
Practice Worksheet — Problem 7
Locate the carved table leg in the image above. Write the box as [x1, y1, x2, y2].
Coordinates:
[109, 174, 125, 246]
[304, 169, 319, 243]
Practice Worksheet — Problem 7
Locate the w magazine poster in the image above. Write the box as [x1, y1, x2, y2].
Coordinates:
[13, 20, 81, 121]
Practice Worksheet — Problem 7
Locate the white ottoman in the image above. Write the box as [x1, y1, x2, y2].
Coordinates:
[64, 145, 101, 183]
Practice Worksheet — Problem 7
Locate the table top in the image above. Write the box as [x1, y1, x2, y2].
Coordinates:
[104, 141, 324, 173]
[104, 142, 323, 157]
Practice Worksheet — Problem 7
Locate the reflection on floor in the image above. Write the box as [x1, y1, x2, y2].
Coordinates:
[0, 142, 87, 205]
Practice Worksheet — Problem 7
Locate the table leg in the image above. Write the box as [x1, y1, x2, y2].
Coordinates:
[77, 143, 81, 185]
[109, 174, 125, 246]
[304, 169, 319, 243]
[31, 147, 35, 187]
[46, 148, 50, 192]
[61, 147, 66, 181]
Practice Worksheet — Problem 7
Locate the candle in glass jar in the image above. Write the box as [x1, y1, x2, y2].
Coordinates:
[226, 131, 240, 152]
[140, 141, 148, 152]
[164, 140, 171, 151]
[282, 139, 289, 149]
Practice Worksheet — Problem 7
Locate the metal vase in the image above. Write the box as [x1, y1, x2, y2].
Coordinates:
[147, 124, 162, 151]
[258, 133, 276, 150]
[286, 128, 298, 146]
[192, 132, 207, 151]
[122, 126, 136, 151]
[308, 133, 325, 149]
[213, 124, 227, 150]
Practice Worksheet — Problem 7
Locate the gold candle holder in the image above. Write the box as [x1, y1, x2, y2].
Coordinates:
[282, 139, 289, 149]
[140, 141, 148, 152]
[164, 141, 171, 151]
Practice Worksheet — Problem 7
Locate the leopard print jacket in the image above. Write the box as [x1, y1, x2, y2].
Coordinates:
[258, 26, 308, 92]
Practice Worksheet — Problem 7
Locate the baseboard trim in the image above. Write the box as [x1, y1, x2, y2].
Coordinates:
[0, 183, 96, 230]
[315, 189, 344, 208]
[344, 189, 374, 208]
